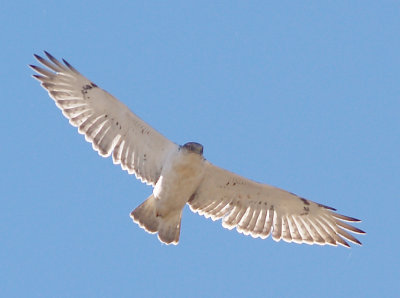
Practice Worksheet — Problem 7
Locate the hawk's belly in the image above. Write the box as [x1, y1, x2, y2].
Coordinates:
[153, 150, 205, 217]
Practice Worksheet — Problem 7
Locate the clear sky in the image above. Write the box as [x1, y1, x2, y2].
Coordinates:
[2, 1, 399, 297]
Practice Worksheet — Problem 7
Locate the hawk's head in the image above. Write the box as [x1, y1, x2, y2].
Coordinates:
[182, 142, 203, 155]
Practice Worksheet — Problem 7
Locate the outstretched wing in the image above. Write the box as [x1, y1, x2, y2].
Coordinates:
[189, 162, 365, 247]
[30, 52, 178, 185]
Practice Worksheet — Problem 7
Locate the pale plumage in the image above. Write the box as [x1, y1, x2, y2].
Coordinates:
[30, 52, 365, 247]
[30, 52, 177, 186]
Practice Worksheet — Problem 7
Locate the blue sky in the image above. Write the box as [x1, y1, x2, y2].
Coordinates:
[2, 1, 399, 297]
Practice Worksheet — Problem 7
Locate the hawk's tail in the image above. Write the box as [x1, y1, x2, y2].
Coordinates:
[130, 194, 182, 245]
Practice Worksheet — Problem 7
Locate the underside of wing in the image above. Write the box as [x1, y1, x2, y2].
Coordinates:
[189, 162, 365, 247]
[30, 52, 178, 185]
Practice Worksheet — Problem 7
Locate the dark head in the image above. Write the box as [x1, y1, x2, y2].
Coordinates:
[182, 142, 204, 155]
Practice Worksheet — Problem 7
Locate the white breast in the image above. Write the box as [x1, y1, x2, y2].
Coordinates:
[153, 149, 205, 216]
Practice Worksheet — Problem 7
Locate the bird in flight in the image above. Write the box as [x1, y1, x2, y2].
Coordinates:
[30, 52, 365, 247]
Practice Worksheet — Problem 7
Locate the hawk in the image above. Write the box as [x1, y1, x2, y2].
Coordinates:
[30, 52, 365, 247]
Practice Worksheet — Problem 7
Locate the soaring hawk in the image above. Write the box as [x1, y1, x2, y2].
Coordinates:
[30, 52, 365, 247]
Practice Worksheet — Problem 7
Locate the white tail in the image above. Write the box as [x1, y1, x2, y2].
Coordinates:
[130, 194, 182, 245]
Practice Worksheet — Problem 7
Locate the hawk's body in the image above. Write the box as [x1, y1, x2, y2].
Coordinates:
[30, 52, 365, 247]
[132, 143, 206, 243]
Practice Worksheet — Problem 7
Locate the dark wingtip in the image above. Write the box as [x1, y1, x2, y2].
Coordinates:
[32, 74, 44, 81]
[350, 237, 362, 246]
[329, 210, 362, 222]
[29, 64, 42, 71]
[33, 53, 48, 64]
[62, 58, 74, 70]
[33, 53, 44, 62]
[318, 203, 337, 211]
[346, 216, 362, 223]
[341, 240, 350, 248]
[44, 50, 52, 57]
[44, 51, 58, 63]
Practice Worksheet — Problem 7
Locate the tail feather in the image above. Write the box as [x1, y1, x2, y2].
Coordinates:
[157, 210, 182, 245]
[130, 194, 159, 234]
[130, 194, 183, 245]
